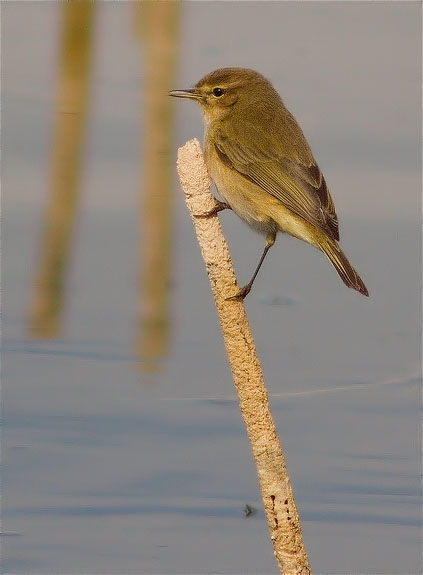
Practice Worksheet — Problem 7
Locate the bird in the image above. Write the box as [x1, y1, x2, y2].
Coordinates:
[170, 67, 368, 299]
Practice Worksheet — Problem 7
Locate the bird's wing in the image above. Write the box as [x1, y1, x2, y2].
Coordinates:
[214, 128, 339, 241]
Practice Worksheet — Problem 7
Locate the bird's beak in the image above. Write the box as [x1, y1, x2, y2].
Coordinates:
[169, 89, 202, 100]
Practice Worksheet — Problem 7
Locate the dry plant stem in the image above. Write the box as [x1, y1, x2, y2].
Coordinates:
[176, 139, 311, 575]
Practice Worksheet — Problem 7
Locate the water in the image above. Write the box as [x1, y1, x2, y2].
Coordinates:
[2, 3, 421, 573]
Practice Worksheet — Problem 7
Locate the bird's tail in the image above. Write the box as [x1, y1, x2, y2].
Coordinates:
[317, 236, 369, 296]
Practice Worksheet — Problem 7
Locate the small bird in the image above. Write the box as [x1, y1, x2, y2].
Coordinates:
[170, 68, 368, 299]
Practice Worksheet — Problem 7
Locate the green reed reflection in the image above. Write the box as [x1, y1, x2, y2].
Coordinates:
[135, 2, 180, 367]
[28, 3, 94, 337]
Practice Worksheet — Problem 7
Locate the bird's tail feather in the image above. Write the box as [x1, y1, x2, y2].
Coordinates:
[318, 236, 369, 296]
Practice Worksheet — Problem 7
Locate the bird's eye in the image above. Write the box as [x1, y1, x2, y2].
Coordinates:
[212, 87, 224, 97]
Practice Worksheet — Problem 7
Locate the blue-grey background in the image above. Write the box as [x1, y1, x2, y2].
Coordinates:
[2, 2, 421, 573]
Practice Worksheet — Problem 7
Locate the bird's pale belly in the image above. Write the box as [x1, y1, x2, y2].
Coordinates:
[205, 145, 315, 246]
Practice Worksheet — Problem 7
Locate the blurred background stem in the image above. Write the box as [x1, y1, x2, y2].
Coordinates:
[135, 1, 180, 367]
[27, 2, 94, 337]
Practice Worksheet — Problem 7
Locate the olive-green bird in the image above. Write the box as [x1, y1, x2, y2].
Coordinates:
[170, 68, 368, 299]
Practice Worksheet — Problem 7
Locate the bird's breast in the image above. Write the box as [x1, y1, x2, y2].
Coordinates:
[204, 140, 277, 235]
[204, 139, 316, 245]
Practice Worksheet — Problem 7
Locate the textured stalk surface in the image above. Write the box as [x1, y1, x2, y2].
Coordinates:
[176, 139, 311, 574]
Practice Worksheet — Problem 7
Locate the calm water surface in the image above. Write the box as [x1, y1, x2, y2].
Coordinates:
[2, 3, 421, 573]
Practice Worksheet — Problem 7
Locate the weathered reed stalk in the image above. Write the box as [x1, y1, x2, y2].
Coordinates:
[176, 139, 311, 575]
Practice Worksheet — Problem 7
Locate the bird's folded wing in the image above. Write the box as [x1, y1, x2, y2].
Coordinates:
[214, 131, 339, 241]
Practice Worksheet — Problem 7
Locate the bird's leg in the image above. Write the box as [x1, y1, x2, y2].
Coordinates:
[194, 199, 231, 218]
[227, 232, 276, 301]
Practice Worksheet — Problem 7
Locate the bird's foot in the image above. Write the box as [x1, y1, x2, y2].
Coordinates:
[194, 200, 230, 218]
[226, 284, 252, 301]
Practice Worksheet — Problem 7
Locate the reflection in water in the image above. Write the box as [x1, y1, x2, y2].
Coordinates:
[27, 3, 94, 338]
[135, 2, 180, 368]
[26, 2, 179, 364]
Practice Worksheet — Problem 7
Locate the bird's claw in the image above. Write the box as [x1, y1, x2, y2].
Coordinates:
[194, 200, 230, 218]
[226, 284, 251, 301]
